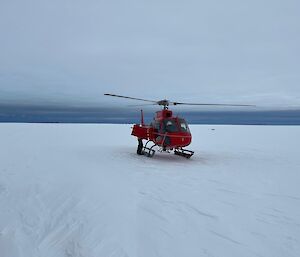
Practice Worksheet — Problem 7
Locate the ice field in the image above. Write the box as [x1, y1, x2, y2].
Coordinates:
[0, 123, 299, 257]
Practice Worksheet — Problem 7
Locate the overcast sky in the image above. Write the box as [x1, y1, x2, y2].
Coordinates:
[0, 0, 299, 109]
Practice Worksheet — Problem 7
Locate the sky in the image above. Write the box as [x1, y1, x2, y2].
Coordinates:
[0, 0, 299, 110]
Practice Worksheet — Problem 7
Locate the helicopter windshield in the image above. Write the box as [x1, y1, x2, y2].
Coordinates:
[178, 119, 190, 132]
[163, 119, 178, 133]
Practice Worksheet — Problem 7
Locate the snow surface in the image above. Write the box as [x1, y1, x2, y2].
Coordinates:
[0, 123, 300, 257]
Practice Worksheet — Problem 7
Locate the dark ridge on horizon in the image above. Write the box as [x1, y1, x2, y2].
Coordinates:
[0, 105, 300, 125]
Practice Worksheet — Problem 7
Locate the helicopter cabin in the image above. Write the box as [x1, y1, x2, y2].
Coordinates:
[151, 116, 191, 147]
[131, 108, 191, 148]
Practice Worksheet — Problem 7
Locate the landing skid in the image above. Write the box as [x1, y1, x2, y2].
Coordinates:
[174, 148, 194, 159]
[137, 140, 194, 158]
[137, 139, 156, 157]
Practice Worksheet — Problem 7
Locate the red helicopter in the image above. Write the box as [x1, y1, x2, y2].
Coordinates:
[104, 93, 253, 158]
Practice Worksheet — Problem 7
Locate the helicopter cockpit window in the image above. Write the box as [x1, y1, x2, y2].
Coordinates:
[179, 119, 190, 132]
[163, 119, 178, 132]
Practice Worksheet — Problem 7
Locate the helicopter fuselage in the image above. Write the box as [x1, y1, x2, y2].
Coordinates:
[131, 109, 193, 156]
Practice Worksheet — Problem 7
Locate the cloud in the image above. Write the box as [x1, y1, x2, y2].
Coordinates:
[0, 0, 299, 109]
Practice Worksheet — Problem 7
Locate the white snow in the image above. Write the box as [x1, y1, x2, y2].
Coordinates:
[0, 123, 300, 257]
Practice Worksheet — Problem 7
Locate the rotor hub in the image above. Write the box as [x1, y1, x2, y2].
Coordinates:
[157, 99, 169, 109]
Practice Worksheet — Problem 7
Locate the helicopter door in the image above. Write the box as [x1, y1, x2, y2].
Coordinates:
[151, 121, 161, 142]
[162, 119, 178, 146]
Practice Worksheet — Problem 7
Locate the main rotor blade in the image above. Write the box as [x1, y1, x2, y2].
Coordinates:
[127, 104, 157, 107]
[104, 93, 255, 107]
[104, 93, 157, 103]
[171, 102, 255, 107]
